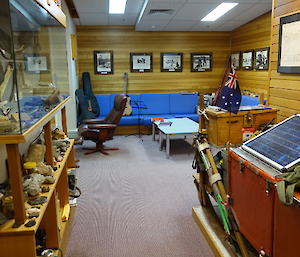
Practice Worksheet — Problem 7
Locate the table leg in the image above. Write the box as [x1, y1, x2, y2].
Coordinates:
[159, 131, 162, 151]
[166, 134, 170, 159]
[152, 123, 155, 141]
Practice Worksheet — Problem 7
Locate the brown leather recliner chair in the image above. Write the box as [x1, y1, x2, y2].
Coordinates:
[78, 94, 127, 155]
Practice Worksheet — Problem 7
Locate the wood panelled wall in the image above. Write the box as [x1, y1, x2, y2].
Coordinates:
[269, 0, 300, 121]
[76, 26, 231, 95]
[231, 12, 271, 97]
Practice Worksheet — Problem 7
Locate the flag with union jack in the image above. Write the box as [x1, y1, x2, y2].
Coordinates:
[217, 65, 241, 114]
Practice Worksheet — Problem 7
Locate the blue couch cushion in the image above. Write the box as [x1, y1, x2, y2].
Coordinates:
[95, 95, 111, 116]
[173, 114, 199, 123]
[118, 116, 140, 125]
[140, 93, 170, 115]
[240, 95, 266, 106]
[170, 93, 198, 114]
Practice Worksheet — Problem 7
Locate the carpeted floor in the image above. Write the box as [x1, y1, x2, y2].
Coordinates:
[65, 134, 214, 257]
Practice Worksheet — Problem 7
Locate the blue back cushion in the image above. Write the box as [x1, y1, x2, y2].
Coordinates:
[170, 93, 198, 114]
[140, 93, 170, 115]
[95, 95, 110, 116]
[240, 95, 263, 106]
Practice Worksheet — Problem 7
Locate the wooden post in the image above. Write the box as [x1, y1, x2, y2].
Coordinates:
[61, 106, 67, 135]
[199, 94, 206, 134]
[6, 144, 26, 223]
[44, 121, 54, 167]
[259, 93, 264, 105]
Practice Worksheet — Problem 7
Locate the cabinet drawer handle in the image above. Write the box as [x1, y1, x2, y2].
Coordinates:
[227, 120, 238, 124]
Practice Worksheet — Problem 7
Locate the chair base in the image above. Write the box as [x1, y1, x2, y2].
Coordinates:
[83, 142, 119, 155]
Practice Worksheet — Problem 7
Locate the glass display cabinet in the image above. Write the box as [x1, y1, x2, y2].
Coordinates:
[0, 1, 75, 256]
[0, 0, 69, 135]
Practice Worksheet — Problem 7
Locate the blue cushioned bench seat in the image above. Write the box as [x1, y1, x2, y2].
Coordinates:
[94, 93, 199, 126]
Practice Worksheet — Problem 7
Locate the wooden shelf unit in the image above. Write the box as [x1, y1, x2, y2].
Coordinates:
[0, 97, 76, 257]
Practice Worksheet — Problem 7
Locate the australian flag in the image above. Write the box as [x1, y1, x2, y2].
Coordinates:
[217, 65, 241, 114]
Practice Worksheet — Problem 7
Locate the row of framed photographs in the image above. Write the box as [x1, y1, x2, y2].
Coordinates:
[231, 47, 269, 71]
[94, 51, 213, 75]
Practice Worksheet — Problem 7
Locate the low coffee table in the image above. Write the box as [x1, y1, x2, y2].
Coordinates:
[152, 118, 199, 159]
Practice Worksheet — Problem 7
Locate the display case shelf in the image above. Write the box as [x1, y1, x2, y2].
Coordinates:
[0, 99, 76, 257]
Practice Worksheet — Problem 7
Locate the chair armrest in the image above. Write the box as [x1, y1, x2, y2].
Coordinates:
[87, 124, 117, 130]
[84, 118, 105, 124]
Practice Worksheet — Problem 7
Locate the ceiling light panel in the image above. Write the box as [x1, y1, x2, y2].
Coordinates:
[201, 3, 238, 21]
[109, 0, 127, 14]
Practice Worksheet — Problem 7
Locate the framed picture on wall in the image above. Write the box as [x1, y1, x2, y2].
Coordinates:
[231, 51, 240, 70]
[278, 12, 300, 73]
[24, 53, 50, 74]
[255, 47, 269, 70]
[191, 53, 212, 72]
[94, 50, 114, 75]
[241, 50, 254, 70]
[161, 53, 183, 72]
[130, 53, 153, 72]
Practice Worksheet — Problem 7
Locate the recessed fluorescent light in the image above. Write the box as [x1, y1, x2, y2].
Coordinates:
[201, 3, 238, 21]
[109, 0, 127, 14]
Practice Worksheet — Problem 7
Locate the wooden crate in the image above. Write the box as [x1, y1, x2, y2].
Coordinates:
[206, 107, 278, 147]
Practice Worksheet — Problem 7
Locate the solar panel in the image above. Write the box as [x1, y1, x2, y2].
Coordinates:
[241, 114, 300, 172]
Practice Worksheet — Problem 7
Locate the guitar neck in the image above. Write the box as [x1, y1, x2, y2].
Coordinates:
[123, 73, 128, 95]
[123, 79, 127, 95]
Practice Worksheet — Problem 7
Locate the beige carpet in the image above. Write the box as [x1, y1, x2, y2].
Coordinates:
[65, 134, 214, 257]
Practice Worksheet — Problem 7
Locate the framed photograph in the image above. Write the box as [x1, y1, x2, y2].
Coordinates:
[191, 53, 212, 72]
[255, 47, 269, 70]
[161, 53, 183, 72]
[130, 53, 152, 72]
[94, 50, 113, 75]
[278, 12, 300, 73]
[24, 53, 49, 74]
[241, 50, 254, 70]
[231, 51, 240, 70]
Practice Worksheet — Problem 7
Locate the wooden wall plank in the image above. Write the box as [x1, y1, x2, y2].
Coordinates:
[231, 12, 271, 97]
[274, 1, 300, 17]
[270, 88, 300, 99]
[270, 79, 300, 90]
[269, 0, 300, 120]
[269, 95, 300, 110]
[269, 104, 299, 118]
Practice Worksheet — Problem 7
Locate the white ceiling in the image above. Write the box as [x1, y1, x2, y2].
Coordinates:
[72, 0, 272, 31]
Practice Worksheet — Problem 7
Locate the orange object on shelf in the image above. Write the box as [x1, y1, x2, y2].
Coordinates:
[151, 117, 164, 122]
